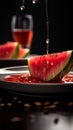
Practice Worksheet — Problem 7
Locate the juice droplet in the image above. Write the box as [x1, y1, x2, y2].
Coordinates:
[20, 5, 25, 10]
[46, 38, 49, 54]
[20, 0, 25, 10]
[46, 38, 49, 44]
[32, 0, 37, 4]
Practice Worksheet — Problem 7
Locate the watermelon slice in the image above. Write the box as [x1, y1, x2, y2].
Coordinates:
[28, 50, 73, 82]
[0, 42, 19, 59]
[18, 48, 30, 58]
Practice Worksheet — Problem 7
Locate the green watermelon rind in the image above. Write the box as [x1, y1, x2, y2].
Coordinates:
[18, 48, 30, 58]
[11, 42, 20, 58]
[51, 50, 73, 82]
[22, 49, 30, 58]
[0, 42, 20, 59]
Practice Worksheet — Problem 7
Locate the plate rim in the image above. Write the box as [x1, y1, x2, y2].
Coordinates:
[0, 65, 73, 85]
[0, 65, 73, 95]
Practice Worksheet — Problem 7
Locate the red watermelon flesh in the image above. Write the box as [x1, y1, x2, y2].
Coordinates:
[28, 50, 73, 82]
[0, 42, 19, 59]
[18, 48, 30, 58]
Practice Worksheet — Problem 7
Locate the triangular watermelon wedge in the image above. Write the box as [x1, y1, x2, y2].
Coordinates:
[18, 48, 30, 58]
[0, 42, 19, 59]
[28, 50, 73, 82]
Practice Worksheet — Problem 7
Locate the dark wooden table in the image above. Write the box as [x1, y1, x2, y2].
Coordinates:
[0, 88, 73, 130]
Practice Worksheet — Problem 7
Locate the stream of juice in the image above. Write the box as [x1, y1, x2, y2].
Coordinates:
[20, 0, 49, 54]
[45, 0, 49, 54]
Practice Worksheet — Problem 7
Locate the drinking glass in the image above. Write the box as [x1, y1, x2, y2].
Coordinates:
[11, 14, 34, 48]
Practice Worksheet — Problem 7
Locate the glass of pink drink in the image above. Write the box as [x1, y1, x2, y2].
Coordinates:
[11, 15, 33, 48]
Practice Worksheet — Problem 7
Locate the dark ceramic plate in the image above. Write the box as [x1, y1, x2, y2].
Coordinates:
[0, 66, 73, 96]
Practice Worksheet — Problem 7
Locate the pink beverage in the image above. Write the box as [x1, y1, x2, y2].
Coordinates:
[12, 29, 33, 48]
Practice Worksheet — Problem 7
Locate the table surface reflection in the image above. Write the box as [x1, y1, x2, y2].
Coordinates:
[0, 88, 73, 130]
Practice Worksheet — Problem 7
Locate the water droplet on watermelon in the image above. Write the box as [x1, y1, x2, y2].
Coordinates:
[47, 61, 49, 64]
[51, 62, 54, 66]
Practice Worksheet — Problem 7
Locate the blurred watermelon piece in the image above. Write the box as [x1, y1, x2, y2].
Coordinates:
[0, 42, 19, 59]
[18, 48, 30, 58]
[0, 41, 30, 59]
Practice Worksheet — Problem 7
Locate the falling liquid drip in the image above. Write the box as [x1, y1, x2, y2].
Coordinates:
[32, 0, 37, 4]
[45, 0, 49, 54]
[20, 0, 25, 10]
[20, 5, 25, 10]
[46, 38, 49, 55]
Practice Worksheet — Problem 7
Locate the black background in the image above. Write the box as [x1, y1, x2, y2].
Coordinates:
[0, 0, 73, 54]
